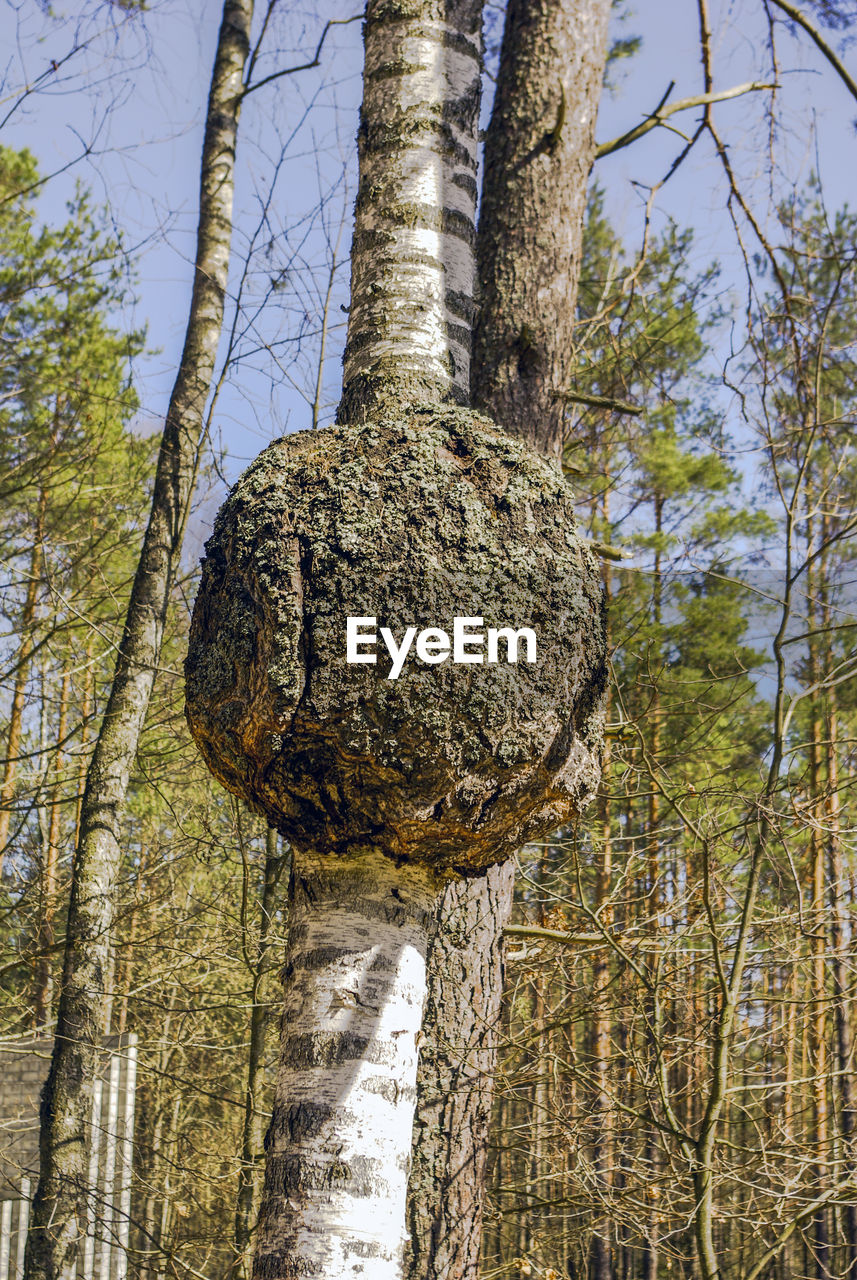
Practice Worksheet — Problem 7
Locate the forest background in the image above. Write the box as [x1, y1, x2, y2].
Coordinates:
[1, 1, 856, 1278]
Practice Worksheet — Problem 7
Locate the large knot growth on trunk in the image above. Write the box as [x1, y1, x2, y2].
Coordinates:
[184, 406, 606, 874]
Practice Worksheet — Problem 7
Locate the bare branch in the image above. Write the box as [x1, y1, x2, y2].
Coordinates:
[769, 0, 857, 104]
[556, 388, 644, 415]
[241, 15, 362, 98]
[595, 81, 776, 159]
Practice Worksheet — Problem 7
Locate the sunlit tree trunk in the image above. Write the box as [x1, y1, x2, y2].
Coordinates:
[590, 744, 614, 1280]
[254, 4, 483, 1278]
[254, 851, 441, 1280]
[806, 531, 830, 1280]
[825, 700, 857, 1274]
[337, 0, 480, 424]
[473, 0, 612, 459]
[405, 861, 514, 1280]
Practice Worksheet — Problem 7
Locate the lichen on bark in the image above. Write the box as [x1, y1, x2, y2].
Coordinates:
[185, 405, 606, 874]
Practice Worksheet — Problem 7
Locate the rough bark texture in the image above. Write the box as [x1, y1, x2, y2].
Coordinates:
[404, 860, 514, 1280]
[339, 0, 482, 422]
[472, 0, 612, 458]
[24, 5, 252, 1276]
[252, 848, 441, 1280]
[185, 407, 607, 874]
[232, 827, 285, 1277]
[406, 4, 612, 1274]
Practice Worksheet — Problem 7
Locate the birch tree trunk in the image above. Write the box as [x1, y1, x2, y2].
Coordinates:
[338, 0, 481, 423]
[232, 826, 285, 1278]
[252, 6, 483, 1277]
[253, 850, 442, 1280]
[406, 4, 611, 1276]
[24, 4, 253, 1275]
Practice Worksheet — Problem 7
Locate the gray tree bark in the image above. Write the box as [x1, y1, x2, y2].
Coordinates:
[232, 826, 286, 1278]
[405, 4, 611, 1277]
[24, 4, 253, 1276]
[472, 0, 612, 459]
[404, 862, 514, 1280]
[253, 850, 442, 1280]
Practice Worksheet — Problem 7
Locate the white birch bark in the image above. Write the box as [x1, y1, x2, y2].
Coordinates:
[339, 0, 482, 422]
[1, 1200, 12, 1280]
[114, 1040, 136, 1280]
[15, 1183, 30, 1280]
[81, 1076, 103, 1280]
[97, 1055, 120, 1280]
[253, 850, 442, 1280]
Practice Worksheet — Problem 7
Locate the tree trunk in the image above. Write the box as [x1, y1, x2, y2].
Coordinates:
[590, 794, 614, 1280]
[252, 849, 441, 1280]
[232, 826, 285, 1277]
[825, 704, 857, 1275]
[472, 0, 612, 459]
[24, 4, 253, 1275]
[405, 861, 514, 1280]
[405, 4, 611, 1276]
[807, 542, 830, 1280]
[253, 7, 484, 1277]
[34, 668, 70, 1026]
[338, 0, 482, 424]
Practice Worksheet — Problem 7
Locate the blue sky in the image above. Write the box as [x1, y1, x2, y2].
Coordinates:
[3, 0, 856, 539]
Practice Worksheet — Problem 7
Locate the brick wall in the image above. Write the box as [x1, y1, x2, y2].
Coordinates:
[0, 1035, 138, 1280]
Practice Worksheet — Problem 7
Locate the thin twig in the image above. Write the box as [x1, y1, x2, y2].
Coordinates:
[768, 0, 857, 103]
[241, 15, 363, 97]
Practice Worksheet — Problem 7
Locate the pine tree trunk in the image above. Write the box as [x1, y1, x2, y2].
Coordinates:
[807, 542, 830, 1280]
[472, 0, 612, 459]
[252, 849, 441, 1280]
[34, 669, 70, 1026]
[24, 5, 253, 1275]
[405, 862, 514, 1280]
[406, 4, 610, 1276]
[825, 705, 857, 1274]
[590, 804, 614, 1280]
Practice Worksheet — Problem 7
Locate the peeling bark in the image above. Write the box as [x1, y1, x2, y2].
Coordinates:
[24, 5, 253, 1276]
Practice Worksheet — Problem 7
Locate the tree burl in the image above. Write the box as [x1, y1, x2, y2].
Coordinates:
[184, 406, 606, 874]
